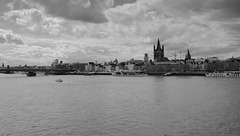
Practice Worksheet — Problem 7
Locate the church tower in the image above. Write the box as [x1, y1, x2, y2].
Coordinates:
[153, 39, 164, 62]
[185, 49, 191, 60]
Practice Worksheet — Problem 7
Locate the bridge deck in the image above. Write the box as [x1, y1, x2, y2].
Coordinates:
[0, 68, 76, 72]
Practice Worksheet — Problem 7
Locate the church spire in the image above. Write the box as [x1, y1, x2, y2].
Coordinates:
[157, 39, 161, 49]
[187, 49, 190, 55]
[185, 49, 191, 60]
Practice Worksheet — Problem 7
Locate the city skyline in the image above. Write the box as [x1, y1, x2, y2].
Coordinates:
[0, 0, 240, 65]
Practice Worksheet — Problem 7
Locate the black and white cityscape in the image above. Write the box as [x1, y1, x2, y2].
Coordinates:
[1, 0, 240, 136]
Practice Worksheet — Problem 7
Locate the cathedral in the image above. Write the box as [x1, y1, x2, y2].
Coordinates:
[153, 39, 165, 62]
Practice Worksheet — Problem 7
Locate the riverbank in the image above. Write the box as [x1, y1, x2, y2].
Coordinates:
[0, 71, 206, 76]
[69, 71, 206, 76]
[163, 72, 206, 76]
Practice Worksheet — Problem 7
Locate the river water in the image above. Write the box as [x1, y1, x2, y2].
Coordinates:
[0, 74, 240, 136]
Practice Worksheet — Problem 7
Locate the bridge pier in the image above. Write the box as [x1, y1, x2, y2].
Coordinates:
[3, 71, 14, 74]
[27, 72, 36, 77]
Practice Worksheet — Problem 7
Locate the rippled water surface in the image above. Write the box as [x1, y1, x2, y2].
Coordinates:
[1, 74, 240, 136]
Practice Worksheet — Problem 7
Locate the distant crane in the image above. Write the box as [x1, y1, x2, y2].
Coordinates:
[179, 50, 186, 60]
[171, 52, 177, 61]
[171, 50, 185, 60]
[180, 51, 181, 60]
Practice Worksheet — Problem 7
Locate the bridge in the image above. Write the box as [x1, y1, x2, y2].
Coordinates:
[0, 68, 76, 76]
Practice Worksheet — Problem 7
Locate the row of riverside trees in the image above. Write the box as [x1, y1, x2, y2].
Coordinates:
[205, 59, 240, 72]
[145, 58, 240, 73]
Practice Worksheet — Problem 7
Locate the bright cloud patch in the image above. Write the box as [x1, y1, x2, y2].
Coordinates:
[3, 0, 64, 35]
[0, 29, 24, 45]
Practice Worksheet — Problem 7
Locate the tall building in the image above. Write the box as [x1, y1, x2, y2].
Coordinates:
[144, 53, 149, 62]
[51, 59, 59, 67]
[153, 39, 164, 62]
[185, 49, 191, 60]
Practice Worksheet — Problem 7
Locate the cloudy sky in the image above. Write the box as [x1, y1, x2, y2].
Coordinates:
[0, 0, 240, 65]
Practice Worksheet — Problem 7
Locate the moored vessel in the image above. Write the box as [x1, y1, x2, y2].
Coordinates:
[112, 70, 147, 77]
[83, 72, 95, 76]
[205, 71, 240, 78]
[27, 72, 36, 77]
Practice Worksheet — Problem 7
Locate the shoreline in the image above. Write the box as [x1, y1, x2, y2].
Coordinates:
[0, 71, 207, 76]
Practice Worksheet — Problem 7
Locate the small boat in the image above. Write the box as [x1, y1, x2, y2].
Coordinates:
[163, 72, 172, 76]
[83, 72, 95, 76]
[27, 72, 36, 77]
[112, 70, 147, 77]
[55, 79, 63, 82]
[205, 71, 240, 78]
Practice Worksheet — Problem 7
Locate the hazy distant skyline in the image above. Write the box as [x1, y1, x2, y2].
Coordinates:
[0, 0, 240, 65]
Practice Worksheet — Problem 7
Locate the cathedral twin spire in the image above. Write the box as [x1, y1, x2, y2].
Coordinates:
[154, 39, 164, 50]
[154, 38, 164, 61]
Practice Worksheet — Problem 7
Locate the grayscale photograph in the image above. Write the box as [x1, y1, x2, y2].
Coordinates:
[0, 0, 240, 135]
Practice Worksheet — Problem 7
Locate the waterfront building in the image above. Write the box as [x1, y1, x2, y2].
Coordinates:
[94, 64, 104, 72]
[144, 53, 149, 63]
[51, 59, 59, 68]
[114, 59, 118, 64]
[125, 58, 145, 71]
[70, 62, 87, 72]
[126, 58, 144, 64]
[85, 62, 95, 72]
[127, 64, 134, 71]
[55, 63, 69, 69]
[95, 65, 100, 72]
[115, 66, 120, 71]
[193, 58, 205, 70]
[208, 57, 219, 63]
[105, 65, 112, 72]
[54, 59, 59, 64]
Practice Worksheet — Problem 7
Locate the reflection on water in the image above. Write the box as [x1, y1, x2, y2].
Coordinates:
[0, 74, 240, 136]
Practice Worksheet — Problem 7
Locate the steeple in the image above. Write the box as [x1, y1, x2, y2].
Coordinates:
[185, 49, 191, 60]
[162, 45, 164, 58]
[187, 49, 190, 55]
[157, 39, 161, 49]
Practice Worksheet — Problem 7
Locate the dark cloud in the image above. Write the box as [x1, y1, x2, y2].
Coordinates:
[31, 10, 43, 23]
[165, 42, 189, 51]
[114, 0, 137, 7]
[222, 23, 240, 33]
[0, 0, 11, 16]
[0, 35, 7, 43]
[209, 0, 240, 19]
[33, 0, 113, 23]
[193, 45, 240, 57]
[160, 0, 240, 20]
[7, 0, 32, 10]
[161, 0, 208, 13]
